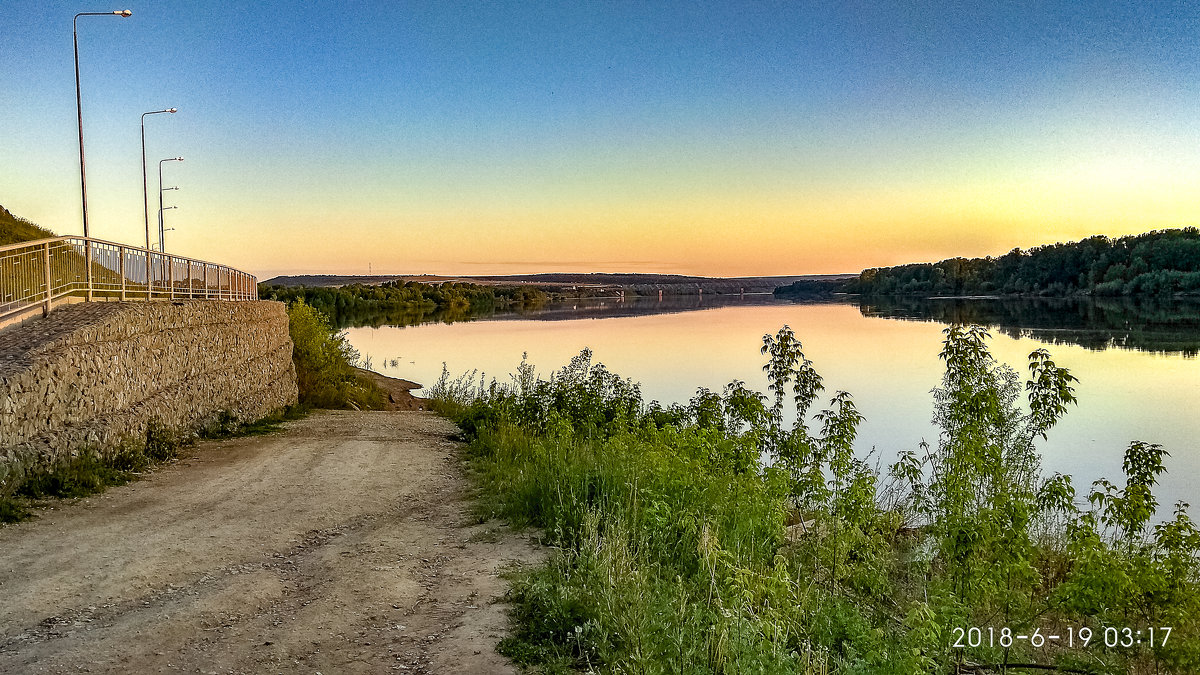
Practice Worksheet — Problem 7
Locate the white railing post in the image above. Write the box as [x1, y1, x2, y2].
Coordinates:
[119, 245, 126, 300]
[42, 242, 52, 317]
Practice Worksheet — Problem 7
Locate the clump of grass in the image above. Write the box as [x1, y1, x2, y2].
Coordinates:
[199, 405, 310, 439]
[1, 421, 181, 523]
[0, 498, 31, 522]
[16, 450, 141, 500]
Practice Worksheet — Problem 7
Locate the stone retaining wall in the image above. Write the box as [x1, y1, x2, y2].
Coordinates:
[0, 300, 297, 494]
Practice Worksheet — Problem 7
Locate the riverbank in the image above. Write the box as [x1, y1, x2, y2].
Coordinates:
[428, 329, 1200, 673]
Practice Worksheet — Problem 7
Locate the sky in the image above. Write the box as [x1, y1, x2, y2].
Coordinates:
[3, 1, 1200, 279]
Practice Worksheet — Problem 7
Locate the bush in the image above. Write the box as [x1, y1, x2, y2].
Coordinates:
[287, 300, 384, 409]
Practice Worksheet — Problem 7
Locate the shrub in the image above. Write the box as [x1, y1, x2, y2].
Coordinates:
[287, 300, 384, 409]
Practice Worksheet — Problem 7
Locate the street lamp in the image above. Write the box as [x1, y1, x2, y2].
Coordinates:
[141, 108, 177, 250]
[141, 108, 175, 298]
[74, 10, 132, 239]
[158, 157, 183, 252]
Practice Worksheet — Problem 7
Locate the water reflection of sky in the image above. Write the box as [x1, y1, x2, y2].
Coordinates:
[344, 301, 1199, 518]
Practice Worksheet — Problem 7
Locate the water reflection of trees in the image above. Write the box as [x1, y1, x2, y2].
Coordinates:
[334, 292, 1200, 356]
[858, 296, 1200, 356]
[333, 294, 785, 328]
[327, 304, 483, 329]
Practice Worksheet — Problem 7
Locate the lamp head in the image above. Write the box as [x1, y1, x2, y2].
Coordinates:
[167, 108, 177, 113]
[116, 10, 132, 17]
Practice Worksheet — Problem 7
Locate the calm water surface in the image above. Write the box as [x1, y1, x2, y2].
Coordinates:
[344, 297, 1199, 517]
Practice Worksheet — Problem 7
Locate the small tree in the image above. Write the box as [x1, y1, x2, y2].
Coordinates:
[896, 325, 1077, 613]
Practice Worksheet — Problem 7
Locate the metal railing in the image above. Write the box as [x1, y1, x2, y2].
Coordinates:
[0, 236, 257, 325]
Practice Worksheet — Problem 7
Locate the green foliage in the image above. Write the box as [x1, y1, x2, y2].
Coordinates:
[851, 227, 1200, 298]
[199, 405, 309, 439]
[772, 278, 847, 299]
[286, 300, 385, 409]
[1, 421, 182, 522]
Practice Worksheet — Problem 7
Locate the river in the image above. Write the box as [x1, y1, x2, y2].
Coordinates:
[344, 295, 1200, 518]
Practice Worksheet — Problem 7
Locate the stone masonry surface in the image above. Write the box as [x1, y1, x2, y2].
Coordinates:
[0, 300, 298, 494]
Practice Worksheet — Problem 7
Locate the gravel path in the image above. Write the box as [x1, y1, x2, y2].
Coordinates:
[0, 410, 540, 674]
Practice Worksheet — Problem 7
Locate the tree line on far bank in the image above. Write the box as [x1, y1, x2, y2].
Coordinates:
[260, 280, 548, 327]
[855, 228, 1200, 297]
[777, 228, 1200, 299]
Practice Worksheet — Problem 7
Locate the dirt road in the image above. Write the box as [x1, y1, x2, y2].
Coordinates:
[0, 411, 540, 674]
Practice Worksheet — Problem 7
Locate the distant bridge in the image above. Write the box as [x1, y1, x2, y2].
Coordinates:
[0, 236, 256, 331]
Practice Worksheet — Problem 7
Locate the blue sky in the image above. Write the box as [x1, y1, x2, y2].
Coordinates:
[3, 1, 1200, 277]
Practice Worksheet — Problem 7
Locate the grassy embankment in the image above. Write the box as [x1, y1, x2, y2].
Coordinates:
[0, 204, 56, 246]
[431, 326, 1199, 674]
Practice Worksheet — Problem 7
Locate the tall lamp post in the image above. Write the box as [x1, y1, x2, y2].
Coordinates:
[141, 109, 177, 249]
[142, 108, 176, 297]
[74, 9, 131, 239]
[75, 10, 131, 301]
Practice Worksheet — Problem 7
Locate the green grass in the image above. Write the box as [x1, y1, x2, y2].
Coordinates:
[198, 404, 311, 439]
[287, 300, 387, 409]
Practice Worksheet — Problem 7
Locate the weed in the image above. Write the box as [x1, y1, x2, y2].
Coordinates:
[199, 405, 310, 440]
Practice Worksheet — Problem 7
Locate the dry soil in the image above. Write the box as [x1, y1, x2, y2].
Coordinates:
[0, 410, 541, 674]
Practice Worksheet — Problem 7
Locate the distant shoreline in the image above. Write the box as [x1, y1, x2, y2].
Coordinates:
[260, 272, 858, 296]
